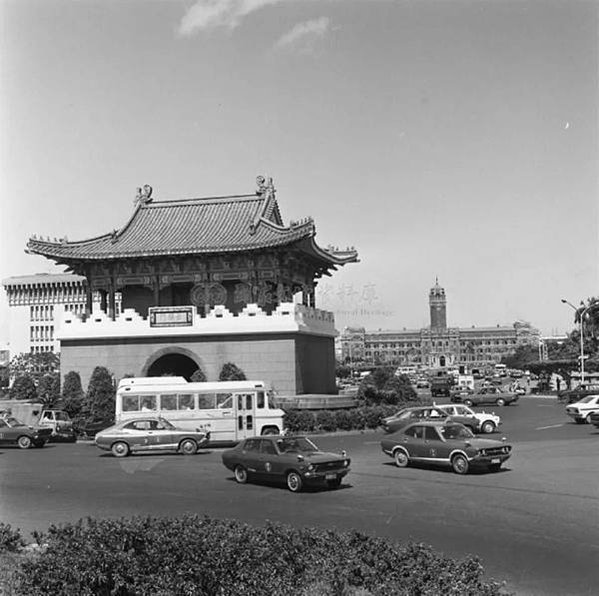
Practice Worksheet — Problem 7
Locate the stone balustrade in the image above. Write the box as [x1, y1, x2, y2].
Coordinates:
[57, 302, 337, 340]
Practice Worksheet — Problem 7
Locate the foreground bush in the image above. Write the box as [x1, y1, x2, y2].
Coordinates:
[13, 516, 509, 596]
[0, 523, 24, 553]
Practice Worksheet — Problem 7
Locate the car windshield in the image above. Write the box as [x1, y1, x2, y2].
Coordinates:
[439, 425, 475, 440]
[276, 437, 319, 453]
[578, 395, 598, 403]
[156, 418, 175, 429]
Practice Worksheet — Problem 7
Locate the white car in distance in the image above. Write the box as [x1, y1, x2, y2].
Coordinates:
[565, 395, 599, 424]
[436, 403, 502, 434]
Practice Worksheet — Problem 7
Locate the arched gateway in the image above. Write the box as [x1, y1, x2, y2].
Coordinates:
[26, 177, 358, 393]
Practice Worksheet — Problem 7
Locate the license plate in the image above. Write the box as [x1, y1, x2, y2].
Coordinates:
[325, 473, 337, 480]
[491, 458, 500, 464]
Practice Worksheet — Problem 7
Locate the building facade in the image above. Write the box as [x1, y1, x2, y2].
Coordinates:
[1, 273, 121, 356]
[338, 280, 540, 370]
[23, 178, 358, 392]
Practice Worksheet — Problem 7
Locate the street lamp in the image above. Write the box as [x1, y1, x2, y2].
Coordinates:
[561, 298, 599, 386]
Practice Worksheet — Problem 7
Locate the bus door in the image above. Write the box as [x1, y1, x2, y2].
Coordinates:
[235, 393, 256, 440]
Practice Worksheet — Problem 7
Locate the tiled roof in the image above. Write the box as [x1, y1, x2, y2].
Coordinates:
[2, 273, 86, 286]
[26, 192, 358, 266]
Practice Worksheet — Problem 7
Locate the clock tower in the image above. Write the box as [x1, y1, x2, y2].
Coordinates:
[429, 278, 447, 329]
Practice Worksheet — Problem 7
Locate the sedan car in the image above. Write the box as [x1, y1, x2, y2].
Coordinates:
[0, 416, 53, 449]
[435, 403, 501, 434]
[381, 405, 450, 433]
[221, 435, 350, 492]
[95, 417, 210, 457]
[565, 395, 599, 425]
[451, 386, 519, 407]
[380, 421, 512, 474]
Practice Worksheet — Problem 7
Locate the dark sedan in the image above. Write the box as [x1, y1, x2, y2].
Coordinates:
[221, 435, 350, 492]
[380, 421, 512, 474]
[451, 386, 519, 407]
[95, 417, 210, 457]
[0, 416, 53, 449]
[381, 405, 449, 433]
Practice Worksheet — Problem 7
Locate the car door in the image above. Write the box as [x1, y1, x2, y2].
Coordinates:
[257, 438, 279, 479]
[239, 438, 261, 474]
[401, 425, 426, 460]
[0, 419, 10, 445]
[149, 419, 175, 450]
[454, 405, 479, 429]
[124, 420, 153, 452]
[423, 425, 445, 461]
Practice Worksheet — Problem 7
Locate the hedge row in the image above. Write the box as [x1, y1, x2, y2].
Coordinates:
[283, 405, 399, 433]
[9, 516, 509, 596]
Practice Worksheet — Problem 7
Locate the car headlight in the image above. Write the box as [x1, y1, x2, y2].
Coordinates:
[478, 449, 486, 456]
[307, 464, 315, 472]
[343, 459, 349, 467]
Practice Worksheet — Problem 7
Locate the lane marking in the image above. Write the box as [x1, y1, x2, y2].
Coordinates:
[536, 424, 564, 430]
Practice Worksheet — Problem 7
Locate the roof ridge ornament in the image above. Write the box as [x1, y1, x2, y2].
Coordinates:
[256, 175, 275, 199]
[134, 184, 153, 206]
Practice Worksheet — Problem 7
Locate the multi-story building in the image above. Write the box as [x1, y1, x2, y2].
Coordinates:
[2, 273, 120, 356]
[338, 279, 540, 370]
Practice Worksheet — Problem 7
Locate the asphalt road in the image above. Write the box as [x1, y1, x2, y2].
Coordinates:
[1, 397, 598, 596]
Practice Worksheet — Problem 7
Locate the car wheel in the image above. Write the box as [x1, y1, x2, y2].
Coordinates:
[17, 436, 32, 449]
[496, 398, 506, 406]
[327, 478, 342, 489]
[451, 454, 469, 475]
[586, 413, 593, 424]
[463, 399, 474, 407]
[180, 439, 197, 455]
[286, 471, 303, 493]
[489, 463, 502, 473]
[261, 427, 279, 436]
[234, 465, 248, 484]
[481, 421, 496, 434]
[111, 441, 130, 458]
[393, 449, 409, 468]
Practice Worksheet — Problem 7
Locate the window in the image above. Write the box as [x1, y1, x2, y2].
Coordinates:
[216, 393, 232, 409]
[244, 439, 260, 452]
[161, 395, 177, 411]
[404, 425, 424, 439]
[257, 392, 265, 409]
[178, 394, 194, 410]
[122, 396, 139, 412]
[424, 426, 440, 441]
[197, 394, 216, 409]
[140, 395, 157, 411]
[260, 440, 277, 455]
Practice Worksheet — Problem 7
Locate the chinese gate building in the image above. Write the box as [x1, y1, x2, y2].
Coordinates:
[25, 178, 358, 393]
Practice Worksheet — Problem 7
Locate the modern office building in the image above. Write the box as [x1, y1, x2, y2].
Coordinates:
[23, 178, 358, 391]
[1, 273, 118, 356]
[338, 279, 540, 370]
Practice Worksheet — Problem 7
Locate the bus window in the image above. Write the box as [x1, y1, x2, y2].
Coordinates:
[245, 394, 253, 409]
[178, 394, 194, 410]
[161, 395, 177, 411]
[257, 392, 265, 409]
[216, 393, 232, 409]
[267, 392, 276, 409]
[197, 394, 216, 409]
[123, 395, 139, 412]
[140, 395, 157, 411]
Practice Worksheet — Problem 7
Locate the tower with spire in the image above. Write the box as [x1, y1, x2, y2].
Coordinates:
[429, 277, 447, 330]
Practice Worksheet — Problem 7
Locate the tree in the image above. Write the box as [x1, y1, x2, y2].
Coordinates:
[61, 371, 85, 417]
[84, 367, 115, 423]
[190, 368, 207, 382]
[357, 366, 417, 405]
[9, 375, 37, 401]
[219, 363, 247, 381]
[335, 364, 351, 380]
[9, 352, 59, 385]
[37, 373, 60, 407]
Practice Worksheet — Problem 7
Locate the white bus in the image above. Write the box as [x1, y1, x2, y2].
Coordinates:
[115, 377, 285, 443]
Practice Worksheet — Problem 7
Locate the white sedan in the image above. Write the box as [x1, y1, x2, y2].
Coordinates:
[565, 395, 599, 424]
[436, 403, 502, 434]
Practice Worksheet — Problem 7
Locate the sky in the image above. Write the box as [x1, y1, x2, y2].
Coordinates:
[0, 0, 597, 342]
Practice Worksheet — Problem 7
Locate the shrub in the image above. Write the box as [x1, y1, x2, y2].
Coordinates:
[11, 516, 508, 596]
[0, 523, 24, 554]
[219, 362, 247, 381]
[315, 410, 337, 432]
[347, 408, 366, 430]
[190, 368, 207, 382]
[37, 373, 60, 407]
[334, 409, 354, 431]
[283, 410, 316, 432]
[60, 371, 84, 418]
[9, 375, 37, 401]
[83, 367, 115, 422]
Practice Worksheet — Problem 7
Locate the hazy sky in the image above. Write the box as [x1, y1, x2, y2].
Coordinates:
[1, 0, 597, 341]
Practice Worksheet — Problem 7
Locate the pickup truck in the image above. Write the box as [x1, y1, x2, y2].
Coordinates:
[0, 400, 76, 442]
